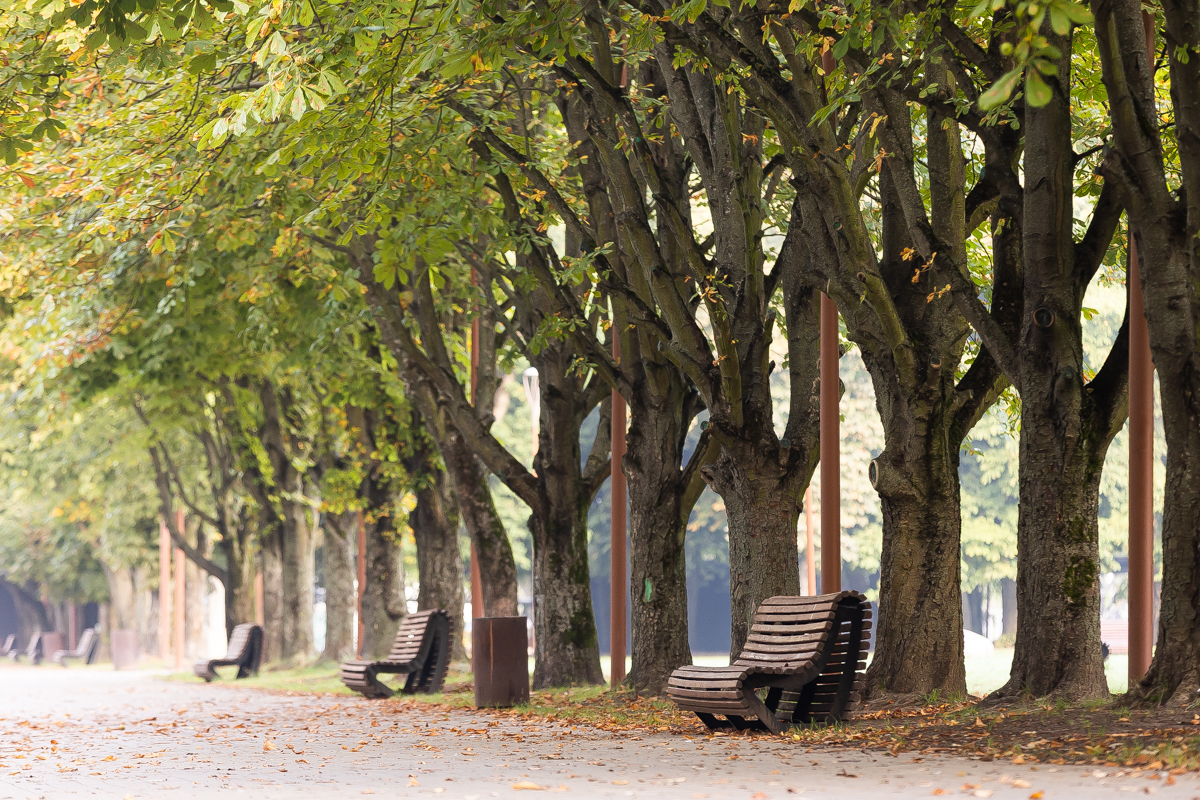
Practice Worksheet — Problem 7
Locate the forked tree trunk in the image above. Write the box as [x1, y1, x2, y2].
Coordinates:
[321, 510, 357, 663]
[440, 426, 519, 618]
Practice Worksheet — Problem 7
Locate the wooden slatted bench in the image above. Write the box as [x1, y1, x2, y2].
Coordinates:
[193, 623, 264, 681]
[667, 591, 871, 734]
[0, 634, 14, 658]
[340, 609, 451, 699]
[52, 627, 100, 666]
[9, 632, 42, 664]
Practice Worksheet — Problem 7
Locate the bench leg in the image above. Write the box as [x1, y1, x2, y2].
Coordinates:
[694, 712, 732, 731]
[741, 689, 784, 735]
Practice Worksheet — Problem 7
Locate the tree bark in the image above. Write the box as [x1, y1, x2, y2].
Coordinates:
[1093, 0, 1200, 705]
[407, 448, 467, 662]
[360, 471, 407, 660]
[994, 27, 1122, 699]
[321, 510, 357, 663]
[260, 523, 285, 663]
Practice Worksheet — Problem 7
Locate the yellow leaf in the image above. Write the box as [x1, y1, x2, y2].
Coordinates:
[406, 778, 419, 787]
[263, 741, 277, 752]
[512, 781, 545, 790]
[1030, 793, 1044, 799]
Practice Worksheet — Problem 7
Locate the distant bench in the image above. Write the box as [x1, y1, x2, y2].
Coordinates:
[340, 609, 451, 699]
[194, 624, 264, 681]
[667, 591, 872, 734]
[52, 627, 100, 666]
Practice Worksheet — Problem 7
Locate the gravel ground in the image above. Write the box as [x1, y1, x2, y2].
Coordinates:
[0, 664, 1195, 799]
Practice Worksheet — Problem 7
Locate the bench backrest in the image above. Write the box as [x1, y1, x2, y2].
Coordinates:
[24, 631, 42, 657]
[223, 623, 256, 661]
[386, 610, 439, 663]
[74, 627, 97, 658]
[1, 633, 13, 654]
[735, 592, 868, 670]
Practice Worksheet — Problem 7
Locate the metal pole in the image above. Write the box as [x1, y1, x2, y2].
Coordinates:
[159, 518, 171, 661]
[356, 515, 366, 657]
[1129, 231, 1155, 686]
[470, 289, 484, 620]
[1127, 12, 1157, 687]
[820, 292, 841, 593]
[254, 572, 264, 626]
[173, 546, 185, 670]
[610, 336, 627, 688]
[804, 487, 817, 595]
[68, 603, 77, 651]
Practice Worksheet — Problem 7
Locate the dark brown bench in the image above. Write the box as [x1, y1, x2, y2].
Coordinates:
[52, 627, 100, 666]
[0, 634, 14, 657]
[667, 591, 871, 734]
[9, 632, 43, 664]
[340, 609, 451, 699]
[193, 623, 263, 681]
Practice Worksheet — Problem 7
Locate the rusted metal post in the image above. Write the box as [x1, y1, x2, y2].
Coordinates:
[820, 293, 841, 593]
[356, 515, 366, 658]
[254, 572, 264, 626]
[804, 487, 817, 595]
[1128, 12, 1157, 687]
[470, 287, 484, 619]
[173, 546, 185, 670]
[68, 603, 77, 651]
[610, 335, 627, 688]
[1129, 234, 1155, 685]
[158, 518, 171, 661]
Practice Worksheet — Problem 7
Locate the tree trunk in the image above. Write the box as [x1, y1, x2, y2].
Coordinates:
[703, 442, 805, 660]
[409, 463, 467, 662]
[279, 499, 315, 661]
[993, 29, 1116, 700]
[529, 355, 605, 689]
[217, 523, 257, 637]
[260, 524, 285, 663]
[440, 425, 519, 618]
[360, 477, 407, 660]
[623, 385, 696, 694]
[321, 510, 357, 663]
[5, 580, 50, 643]
[867, 470, 968, 695]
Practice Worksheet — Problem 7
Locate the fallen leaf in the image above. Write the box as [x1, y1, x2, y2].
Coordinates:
[975, 718, 985, 727]
[1030, 793, 1043, 799]
[972, 792, 994, 798]
[837, 769, 858, 778]
[513, 781, 546, 790]
[1165, 776, 1176, 786]
[962, 785, 980, 791]
[362, 791, 375, 796]
[751, 794, 768, 799]
[407, 778, 419, 787]
[1012, 755, 1025, 765]
[263, 741, 277, 752]
[931, 791, 947, 796]
[1012, 779, 1032, 788]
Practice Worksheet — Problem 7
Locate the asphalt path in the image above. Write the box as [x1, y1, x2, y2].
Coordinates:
[0, 665, 1195, 799]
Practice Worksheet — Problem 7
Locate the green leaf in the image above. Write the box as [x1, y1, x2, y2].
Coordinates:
[978, 68, 1021, 110]
[1025, 70, 1052, 107]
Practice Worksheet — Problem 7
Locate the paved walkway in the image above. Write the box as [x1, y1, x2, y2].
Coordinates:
[0, 665, 1195, 799]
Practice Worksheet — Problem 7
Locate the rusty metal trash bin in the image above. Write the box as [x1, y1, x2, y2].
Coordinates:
[472, 616, 529, 708]
[111, 629, 138, 670]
